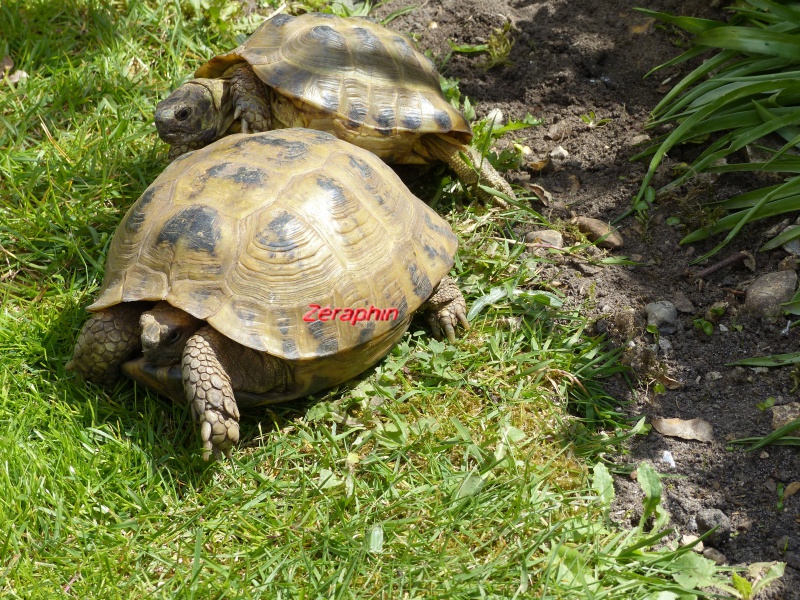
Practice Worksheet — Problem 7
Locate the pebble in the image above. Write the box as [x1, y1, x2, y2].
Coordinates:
[744, 270, 798, 317]
[524, 229, 564, 248]
[645, 300, 679, 334]
[702, 548, 728, 565]
[573, 217, 624, 249]
[550, 145, 570, 160]
[672, 290, 695, 313]
[695, 508, 731, 547]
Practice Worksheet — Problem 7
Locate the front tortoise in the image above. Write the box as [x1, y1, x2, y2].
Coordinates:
[154, 12, 515, 205]
[67, 129, 469, 460]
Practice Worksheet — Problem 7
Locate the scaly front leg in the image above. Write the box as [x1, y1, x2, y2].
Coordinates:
[66, 303, 145, 387]
[182, 326, 291, 460]
[422, 276, 470, 343]
[229, 64, 272, 134]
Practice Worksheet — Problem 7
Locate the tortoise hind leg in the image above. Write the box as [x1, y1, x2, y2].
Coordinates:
[421, 134, 514, 207]
[423, 276, 470, 343]
[229, 64, 272, 134]
[182, 326, 291, 460]
[66, 303, 144, 387]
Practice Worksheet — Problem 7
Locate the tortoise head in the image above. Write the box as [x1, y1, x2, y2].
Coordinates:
[154, 79, 233, 150]
[139, 302, 203, 367]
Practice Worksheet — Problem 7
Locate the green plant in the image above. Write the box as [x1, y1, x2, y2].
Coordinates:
[625, 1, 800, 264]
[580, 110, 612, 128]
[448, 20, 515, 70]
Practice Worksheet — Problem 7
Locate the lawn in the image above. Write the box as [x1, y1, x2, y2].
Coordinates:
[0, 0, 748, 597]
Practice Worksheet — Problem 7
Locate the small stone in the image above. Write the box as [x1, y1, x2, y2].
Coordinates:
[574, 262, 600, 275]
[629, 133, 650, 146]
[573, 217, 624, 249]
[786, 552, 800, 570]
[772, 402, 800, 430]
[525, 229, 564, 248]
[702, 548, 728, 565]
[745, 270, 798, 317]
[705, 371, 723, 382]
[672, 290, 694, 313]
[485, 108, 504, 127]
[696, 509, 731, 547]
[759, 450, 770, 459]
[779, 255, 799, 271]
[645, 301, 679, 335]
[681, 534, 703, 552]
[550, 145, 569, 160]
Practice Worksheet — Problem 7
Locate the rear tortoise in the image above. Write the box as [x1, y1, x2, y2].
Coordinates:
[154, 12, 515, 204]
[67, 129, 469, 460]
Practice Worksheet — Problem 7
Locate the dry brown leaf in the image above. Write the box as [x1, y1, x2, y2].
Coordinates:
[652, 417, 714, 442]
[629, 19, 654, 35]
[527, 156, 551, 174]
[784, 482, 800, 498]
[743, 250, 756, 272]
[655, 373, 683, 390]
[526, 183, 552, 206]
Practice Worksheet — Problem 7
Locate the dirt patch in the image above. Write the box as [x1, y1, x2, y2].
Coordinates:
[379, 0, 799, 597]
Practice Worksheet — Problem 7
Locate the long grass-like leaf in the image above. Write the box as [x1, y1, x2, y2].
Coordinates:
[681, 177, 800, 245]
[636, 79, 800, 202]
[694, 27, 800, 60]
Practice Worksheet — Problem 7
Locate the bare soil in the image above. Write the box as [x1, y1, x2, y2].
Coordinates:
[380, 0, 800, 597]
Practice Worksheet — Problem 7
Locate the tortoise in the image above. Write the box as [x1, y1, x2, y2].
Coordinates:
[154, 12, 515, 205]
[66, 129, 469, 460]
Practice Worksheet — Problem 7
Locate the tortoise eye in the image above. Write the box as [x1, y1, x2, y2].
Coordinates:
[167, 329, 182, 343]
[175, 108, 191, 121]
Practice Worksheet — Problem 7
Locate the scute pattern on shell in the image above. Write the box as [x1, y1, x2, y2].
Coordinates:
[195, 13, 471, 142]
[90, 129, 458, 360]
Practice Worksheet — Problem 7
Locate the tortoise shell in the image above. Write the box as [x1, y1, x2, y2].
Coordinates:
[90, 129, 458, 371]
[195, 13, 471, 148]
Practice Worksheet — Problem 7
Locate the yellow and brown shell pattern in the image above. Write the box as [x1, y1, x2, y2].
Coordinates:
[90, 129, 458, 379]
[196, 13, 471, 152]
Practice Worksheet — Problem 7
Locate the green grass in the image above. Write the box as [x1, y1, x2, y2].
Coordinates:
[0, 0, 767, 597]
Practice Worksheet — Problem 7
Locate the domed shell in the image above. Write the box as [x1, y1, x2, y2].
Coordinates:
[195, 13, 471, 144]
[90, 129, 458, 361]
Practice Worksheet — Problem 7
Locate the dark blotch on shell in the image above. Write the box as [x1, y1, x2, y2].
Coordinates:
[269, 14, 294, 27]
[206, 162, 233, 179]
[374, 108, 396, 137]
[241, 135, 309, 160]
[357, 320, 376, 345]
[276, 314, 291, 336]
[156, 205, 221, 254]
[407, 263, 433, 299]
[307, 319, 325, 341]
[256, 212, 300, 252]
[316, 337, 339, 356]
[308, 25, 347, 50]
[346, 103, 368, 130]
[352, 27, 384, 52]
[401, 112, 423, 131]
[348, 155, 372, 178]
[124, 186, 158, 234]
[433, 110, 453, 131]
[281, 338, 300, 360]
[320, 91, 340, 114]
[231, 165, 266, 185]
[316, 176, 348, 207]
